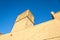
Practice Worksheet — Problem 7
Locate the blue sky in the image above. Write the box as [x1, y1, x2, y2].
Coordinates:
[0, 0, 60, 34]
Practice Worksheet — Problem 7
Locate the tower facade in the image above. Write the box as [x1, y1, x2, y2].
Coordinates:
[0, 10, 60, 40]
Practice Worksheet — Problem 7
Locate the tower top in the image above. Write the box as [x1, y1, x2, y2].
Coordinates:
[16, 9, 34, 23]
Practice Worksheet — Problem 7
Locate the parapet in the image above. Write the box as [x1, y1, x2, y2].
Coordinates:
[16, 9, 34, 23]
